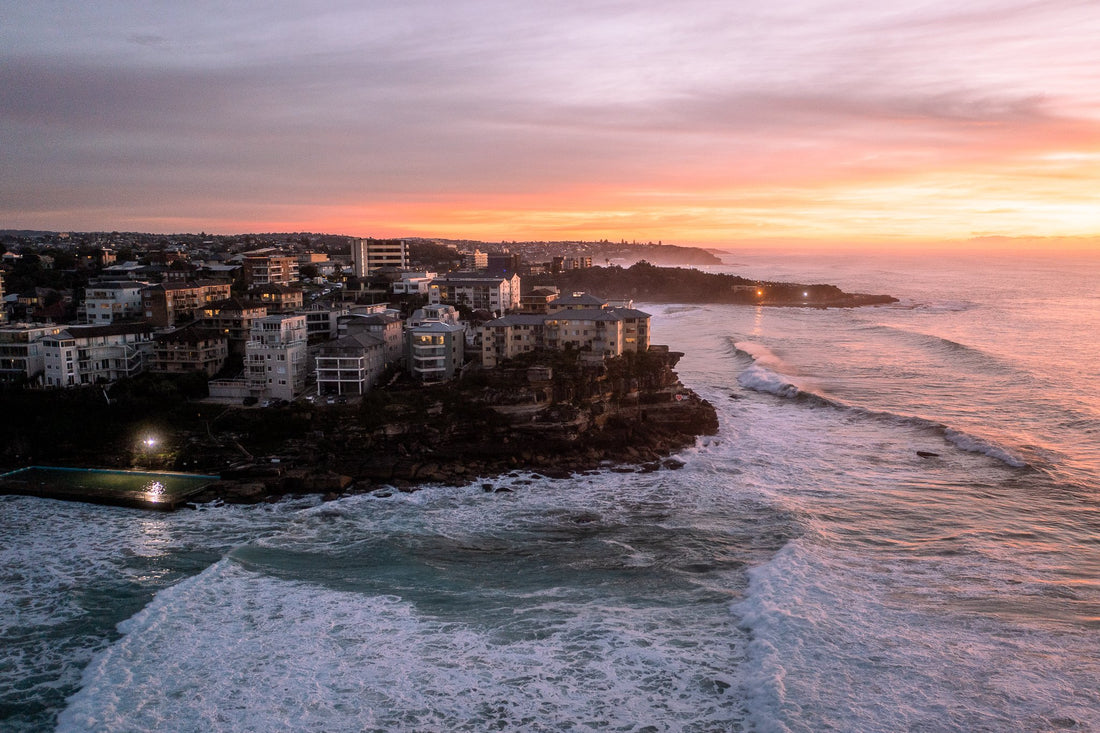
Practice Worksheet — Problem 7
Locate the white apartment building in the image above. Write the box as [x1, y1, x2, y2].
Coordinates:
[0, 323, 63, 384]
[427, 273, 520, 315]
[83, 281, 148, 323]
[41, 323, 156, 387]
[392, 271, 438, 295]
[245, 314, 308, 401]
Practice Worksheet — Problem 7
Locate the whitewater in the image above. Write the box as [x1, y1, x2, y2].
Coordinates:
[2, 251, 1098, 731]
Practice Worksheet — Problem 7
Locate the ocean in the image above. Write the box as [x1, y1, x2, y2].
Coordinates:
[2, 252, 1098, 732]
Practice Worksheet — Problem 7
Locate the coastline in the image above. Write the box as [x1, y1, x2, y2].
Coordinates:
[188, 361, 719, 505]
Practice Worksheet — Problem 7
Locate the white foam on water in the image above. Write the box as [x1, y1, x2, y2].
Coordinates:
[944, 428, 1029, 468]
[59, 558, 746, 732]
[733, 537, 1100, 733]
[0, 495, 322, 730]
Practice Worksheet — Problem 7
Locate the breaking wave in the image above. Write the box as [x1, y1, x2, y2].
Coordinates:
[731, 342, 1029, 469]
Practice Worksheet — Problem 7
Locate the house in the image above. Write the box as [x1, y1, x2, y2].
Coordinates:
[245, 314, 308, 401]
[427, 272, 520, 315]
[142, 281, 232, 327]
[152, 324, 229, 377]
[41, 322, 156, 387]
[83, 281, 149, 324]
[406, 320, 465, 381]
[315, 331, 386, 396]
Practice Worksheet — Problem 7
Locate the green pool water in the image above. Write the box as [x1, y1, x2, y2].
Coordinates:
[0, 466, 218, 508]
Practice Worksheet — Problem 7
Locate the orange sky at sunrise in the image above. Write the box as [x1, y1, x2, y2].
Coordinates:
[3, 1, 1099, 252]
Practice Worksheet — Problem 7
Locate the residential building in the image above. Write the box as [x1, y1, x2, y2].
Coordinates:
[548, 291, 608, 311]
[462, 249, 488, 270]
[351, 238, 408, 277]
[392, 271, 438, 295]
[250, 283, 304, 313]
[297, 301, 350, 341]
[0, 323, 63, 384]
[243, 249, 299, 286]
[427, 273, 521, 315]
[143, 281, 232, 327]
[200, 298, 268, 355]
[408, 303, 461, 328]
[83, 281, 148, 324]
[340, 313, 404, 364]
[41, 323, 156, 387]
[480, 293, 651, 367]
[152, 324, 229, 377]
[406, 320, 465, 381]
[245, 314, 308, 401]
[486, 252, 522, 274]
[552, 256, 592, 272]
[315, 331, 386, 396]
[519, 287, 560, 314]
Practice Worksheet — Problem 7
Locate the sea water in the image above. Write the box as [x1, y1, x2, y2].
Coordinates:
[2, 252, 1098, 732]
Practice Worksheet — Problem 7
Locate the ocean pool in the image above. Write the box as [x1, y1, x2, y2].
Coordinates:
[0, 466, 219, 510]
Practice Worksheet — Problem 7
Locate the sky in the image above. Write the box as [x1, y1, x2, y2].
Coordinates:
[2, 0, 1100, 251]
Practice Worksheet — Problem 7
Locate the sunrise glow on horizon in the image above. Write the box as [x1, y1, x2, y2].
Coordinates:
[3, 1, 1099, 252]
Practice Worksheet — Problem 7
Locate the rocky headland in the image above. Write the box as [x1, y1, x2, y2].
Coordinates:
[186, 348, 718, 504]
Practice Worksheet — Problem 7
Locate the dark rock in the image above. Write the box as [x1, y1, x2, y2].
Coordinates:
[916, 451, 940, 458]
[662, 458, 685, 470]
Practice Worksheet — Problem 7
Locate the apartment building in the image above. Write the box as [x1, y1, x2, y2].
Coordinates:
[83, 281, 149, 324]
[480, 293, 651, 368]
[143, 281, 232, 327]
[0, 323, 63, 384]
[152, 324, 229, 376]
[245, 314, 308, 401]
[427, 273, 521, 315]
[315, 331, 386, 396]
[243, 249, 299, 286]
[199, 298, 268, 355]
[351, 238, 408, 277]
[41, 323, 156, 387]
[406, 320, 465, 381]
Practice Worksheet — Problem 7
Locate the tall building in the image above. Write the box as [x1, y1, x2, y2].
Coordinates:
[351, 239, 408, 277]
[245, 314, 308, 401]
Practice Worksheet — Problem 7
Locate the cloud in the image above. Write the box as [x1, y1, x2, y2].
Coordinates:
[2, 0, 1099, 240]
